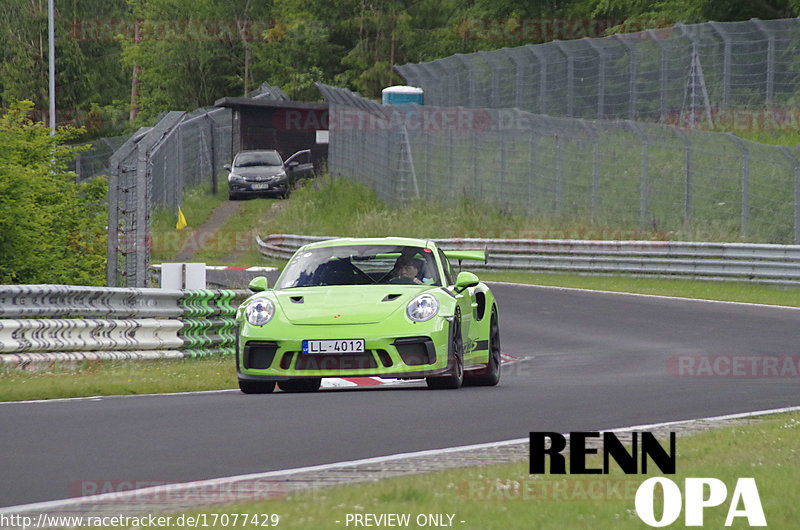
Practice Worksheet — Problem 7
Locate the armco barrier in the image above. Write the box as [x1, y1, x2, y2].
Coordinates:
[0, 286, 245, 367]
[256, 234, 800, 285]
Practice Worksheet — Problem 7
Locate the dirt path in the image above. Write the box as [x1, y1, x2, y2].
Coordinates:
[171, 199, 286, 264]
[172, 200, 245, 262]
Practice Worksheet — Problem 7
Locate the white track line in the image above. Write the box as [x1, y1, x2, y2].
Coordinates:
[2, 404, 799, 515]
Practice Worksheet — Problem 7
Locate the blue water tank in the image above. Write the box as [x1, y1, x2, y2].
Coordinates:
[382, 86, 424, 105]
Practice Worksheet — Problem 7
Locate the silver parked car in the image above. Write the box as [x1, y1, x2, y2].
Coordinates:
[224, 149, 314, 200]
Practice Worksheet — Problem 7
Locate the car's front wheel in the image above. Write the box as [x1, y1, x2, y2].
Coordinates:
[427, 310, 464, 390]
[278, 378, 322, 392]
[238, 380, 275, 394]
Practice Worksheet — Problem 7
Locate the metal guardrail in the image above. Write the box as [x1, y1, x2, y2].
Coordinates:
[256, 234, 800, 285]
[0, 286, 246, 367]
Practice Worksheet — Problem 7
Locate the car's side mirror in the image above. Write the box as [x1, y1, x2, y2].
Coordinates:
[248, 276, 269, 292]
[223, 164, 231, 171]
[454, 271, 479, 293]
[287, 160, 300, 168]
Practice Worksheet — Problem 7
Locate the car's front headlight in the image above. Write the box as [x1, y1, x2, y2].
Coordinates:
[274, 171, 287, 181]
[245, 298, 274, 326]
[228, 173, 245, 183]
[406, 293, 439, 322]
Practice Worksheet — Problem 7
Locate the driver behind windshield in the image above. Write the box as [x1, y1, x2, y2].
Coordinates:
[390, 255, 425, 284]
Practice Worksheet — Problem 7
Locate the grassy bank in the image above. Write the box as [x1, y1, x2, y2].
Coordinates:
[0, 357, 235, 402]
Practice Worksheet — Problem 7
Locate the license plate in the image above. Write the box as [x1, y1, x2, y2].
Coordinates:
[251, 183, 271, 190]
[302, 339, 365, 354]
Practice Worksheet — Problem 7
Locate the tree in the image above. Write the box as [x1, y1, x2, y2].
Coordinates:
[0, 101, 107, 285]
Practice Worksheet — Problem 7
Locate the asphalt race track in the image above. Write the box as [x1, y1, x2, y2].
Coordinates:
[1, 282, 799, 508]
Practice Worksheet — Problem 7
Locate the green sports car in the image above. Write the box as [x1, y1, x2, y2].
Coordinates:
[235, 237, 501, 393]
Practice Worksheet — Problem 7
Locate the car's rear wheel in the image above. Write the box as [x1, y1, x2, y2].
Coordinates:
[278, 378, 322, 392]
[465, 306, 501, 386]
[238, 380, 275, 394]
[427, 310, 464, 390]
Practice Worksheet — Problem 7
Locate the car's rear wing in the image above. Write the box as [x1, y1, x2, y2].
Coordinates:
[443, 250, 487, 264]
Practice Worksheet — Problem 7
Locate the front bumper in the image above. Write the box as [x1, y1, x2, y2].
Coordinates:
[229, 180, 288, 196]
[236, 320, 451, 380]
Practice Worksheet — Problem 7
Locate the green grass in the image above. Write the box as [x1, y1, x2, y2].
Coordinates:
[191, 197, 278, 264]
[260, 177, 669, 241]
[152, 411, 799, 529]
[0, 356, 236, 401]
[731, 130, 800, 148]
[150, 185, 227, 262]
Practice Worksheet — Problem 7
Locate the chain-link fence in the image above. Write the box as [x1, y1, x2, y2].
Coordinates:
[317, 83, 800, 244]
[69, 135, 131, 182]
[106, 107, 232, 287]
[396, 18, 800, 123]
[104, 82, 300, 287]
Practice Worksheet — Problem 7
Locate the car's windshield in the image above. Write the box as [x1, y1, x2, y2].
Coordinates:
[276, 245, 441, 288]
[234, 151, 283, 167]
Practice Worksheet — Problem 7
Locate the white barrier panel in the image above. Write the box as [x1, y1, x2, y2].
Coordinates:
[0, 285, 184, 319]
[0, 319, 183, 353]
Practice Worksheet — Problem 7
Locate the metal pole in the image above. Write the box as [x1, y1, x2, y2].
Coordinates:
[48, 0, 55, 134]
[727, 134, 750, 238]
[209, 115, 217, 195]
[528, 132, 536, 216]
[554, 135, 562, 213]
[778, 147, 800, 244]
[628, 122, 649, 228]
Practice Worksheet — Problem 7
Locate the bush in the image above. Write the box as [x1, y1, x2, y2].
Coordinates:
[0, 101, 108, 285]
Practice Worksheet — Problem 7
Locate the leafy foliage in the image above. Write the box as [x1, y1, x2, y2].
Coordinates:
[2, 0, 799, 120]
[0, 101, 107, 285]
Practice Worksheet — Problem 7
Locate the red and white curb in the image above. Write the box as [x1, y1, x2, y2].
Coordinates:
[320, 352, 524, 388]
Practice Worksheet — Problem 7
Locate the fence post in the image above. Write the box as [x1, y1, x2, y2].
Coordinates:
[208, 114, 217, 195]
[107, 162, 120, 287]
[709, 23, 731, 108]
[454, 54, 474, 107]
[528, 131, 537, 217]
[472, 129, 479, 194]
[586, 40, 606, 119]
[778, 147, 800, 243]
[628, 122, 649, 228]
[672, 128, 693, 228]
[554, 134, 563, 213]
[614, 35, 638, 120]
[553, 42, 574, 118]
[752, 19, 776, 105]
[726, 134, 750, 239]
[646, 29, 669, 122]
[592, 137, 600, 222]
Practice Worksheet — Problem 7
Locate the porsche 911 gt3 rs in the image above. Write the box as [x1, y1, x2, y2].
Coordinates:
[235, 237, 501, 393]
